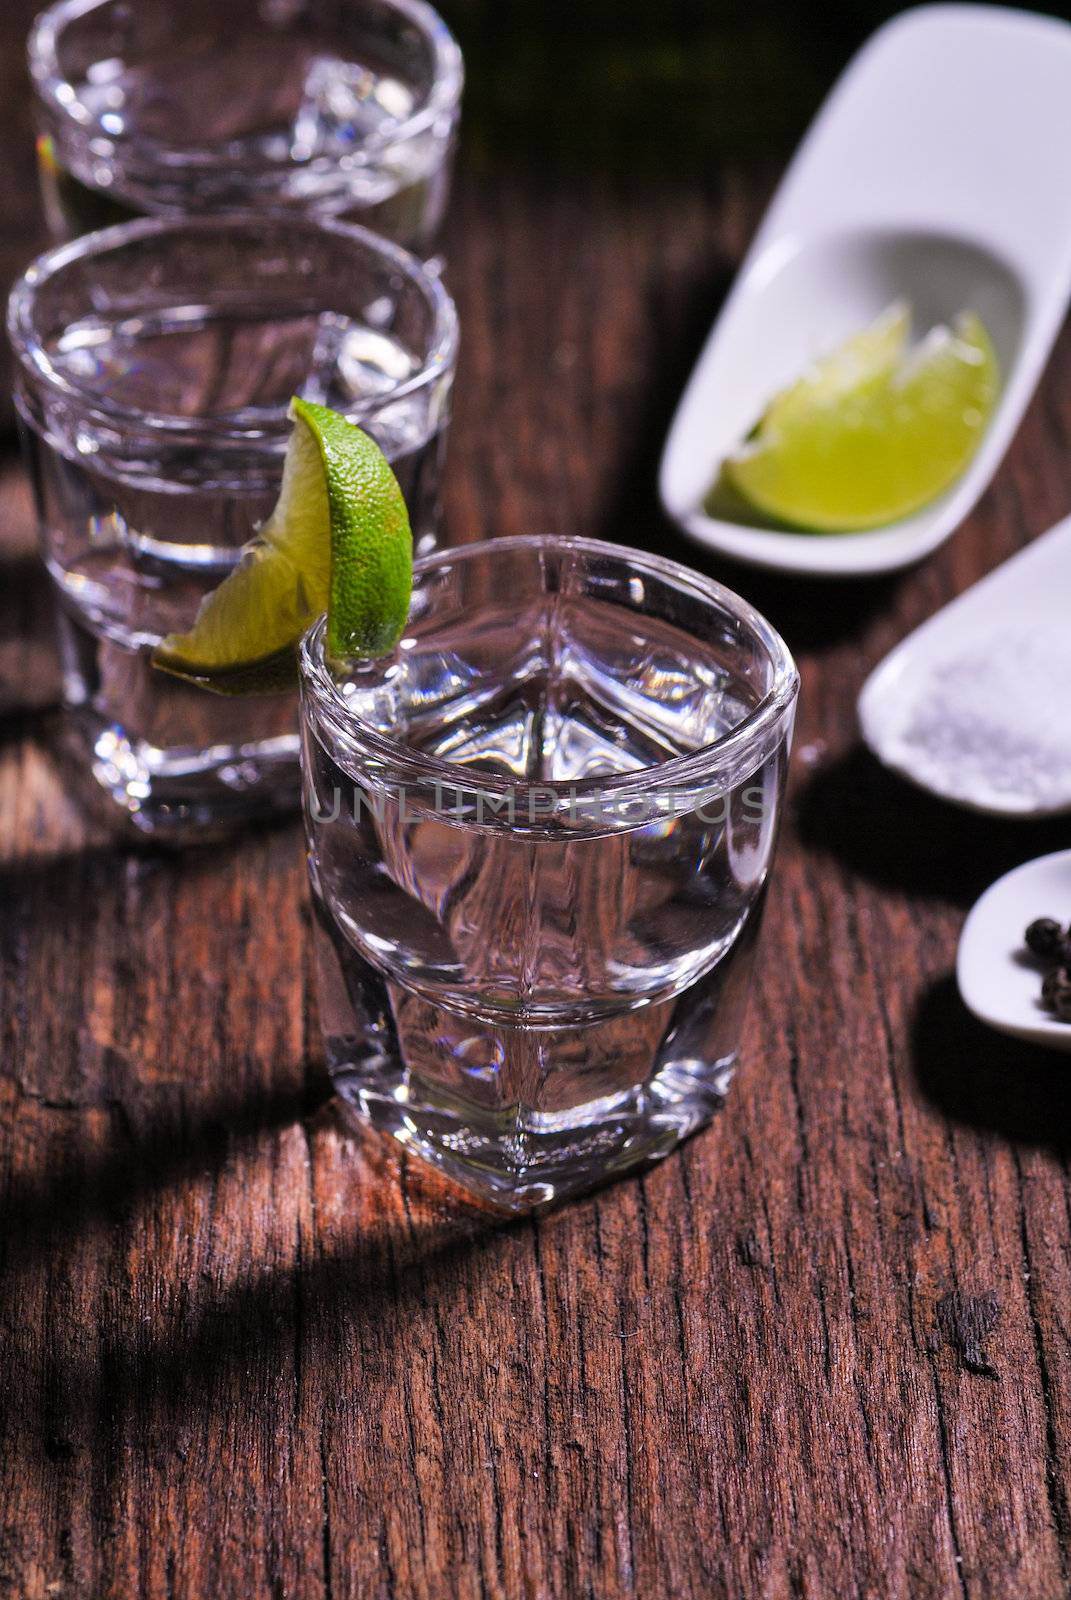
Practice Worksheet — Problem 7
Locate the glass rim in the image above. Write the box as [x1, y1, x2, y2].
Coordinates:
[29, 0, 464, 173]
[7, 211, 460, 446]
[300, 534, 800, 807]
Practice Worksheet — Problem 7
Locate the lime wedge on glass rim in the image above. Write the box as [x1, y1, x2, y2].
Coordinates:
[152, 398, 412, 692]
[722, 306, 1000, 533]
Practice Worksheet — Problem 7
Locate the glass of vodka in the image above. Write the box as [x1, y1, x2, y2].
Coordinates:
[29, 0, 463, 256]
[9, 214, 458, 838]
[300, 535, 798, 1210]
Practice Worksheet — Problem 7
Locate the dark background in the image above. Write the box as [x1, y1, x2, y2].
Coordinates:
[446, 0, 1071, 173]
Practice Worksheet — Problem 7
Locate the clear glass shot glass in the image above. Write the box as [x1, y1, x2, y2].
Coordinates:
[9, 214, 458, 838]
[29, 0, 463, 255]
[300, 536, 799, 1210]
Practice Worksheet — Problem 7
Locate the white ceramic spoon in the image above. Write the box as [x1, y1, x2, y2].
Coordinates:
[958, 852, 1071, 1052]
[659, 4, 1071, 578]
[858, 512, 1071, 817]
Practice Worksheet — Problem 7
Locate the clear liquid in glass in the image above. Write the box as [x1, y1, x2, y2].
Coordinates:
[303, 583, 792, 1209]
[35, 0, 459, 252]
[24, 304, 447, 836]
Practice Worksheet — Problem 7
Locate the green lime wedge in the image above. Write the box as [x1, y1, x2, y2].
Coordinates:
[761, 300, 909, 433]
[723, 308, 999, 533]
[152, 398, 412, 693]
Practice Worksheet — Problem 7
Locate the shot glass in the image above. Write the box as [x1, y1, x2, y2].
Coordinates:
[30, 0, 463, 255]
[300, 536, 799, 1210]
[9, 214, 458, 838]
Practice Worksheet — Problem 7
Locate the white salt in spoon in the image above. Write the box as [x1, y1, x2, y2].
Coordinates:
[659, 5, 1071, 577]
[958, 852, 1071, 1053]
[858, 514, 1071, 818]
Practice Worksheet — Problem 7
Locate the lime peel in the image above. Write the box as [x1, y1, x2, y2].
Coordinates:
[290, 397, 413, 663]
[152, 398, 413, 695]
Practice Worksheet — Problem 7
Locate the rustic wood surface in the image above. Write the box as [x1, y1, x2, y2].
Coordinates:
[4, 4, 1071, 1596]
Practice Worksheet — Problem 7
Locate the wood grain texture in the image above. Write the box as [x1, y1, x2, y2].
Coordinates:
[3, 3, 1071, 1595]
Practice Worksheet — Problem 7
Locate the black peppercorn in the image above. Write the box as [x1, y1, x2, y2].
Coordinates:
[1023, 917, 1071, 1023]
[1026, 917, 1067, 961]
[1041, 968, 1071, 1018]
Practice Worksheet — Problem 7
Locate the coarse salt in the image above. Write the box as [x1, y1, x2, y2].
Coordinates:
[892, 626, 1071, 812]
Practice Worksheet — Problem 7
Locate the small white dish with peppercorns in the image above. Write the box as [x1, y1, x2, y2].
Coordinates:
[958, 853, 1071, 1052]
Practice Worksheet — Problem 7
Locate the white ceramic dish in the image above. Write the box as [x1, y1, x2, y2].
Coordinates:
[958, 852, 1071, 1052]
[858, 512, 1071, 816]
[659, 4, 1071, 577]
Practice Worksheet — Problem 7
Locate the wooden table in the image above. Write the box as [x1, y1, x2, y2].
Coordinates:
[4, 4, 1071, 1595]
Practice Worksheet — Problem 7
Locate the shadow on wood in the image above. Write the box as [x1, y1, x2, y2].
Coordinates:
[912, 973, 1071, 1156]
[10, 1115, 519, 1464]
[0, 1074, 332, 1272]
[797, 743, 1071, 909]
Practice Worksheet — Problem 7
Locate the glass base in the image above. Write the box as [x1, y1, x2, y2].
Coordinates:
[331, 1052, 736, 1213]
[314, 897, 757, 1212]
[68, 706, 301, 841]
